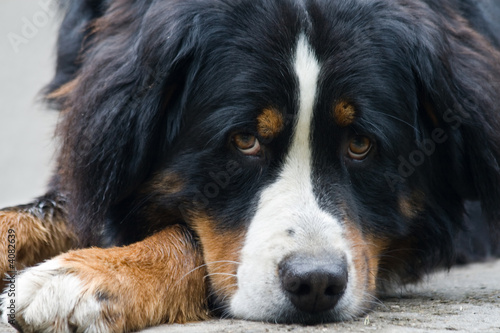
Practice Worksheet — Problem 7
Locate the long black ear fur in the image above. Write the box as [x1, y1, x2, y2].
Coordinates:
[45, 0, 108, 101]
[55, 1, 201, 245]
[408, 3, 500, 222]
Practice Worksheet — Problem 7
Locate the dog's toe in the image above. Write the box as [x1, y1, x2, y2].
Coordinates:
[1, 258, 115, 333]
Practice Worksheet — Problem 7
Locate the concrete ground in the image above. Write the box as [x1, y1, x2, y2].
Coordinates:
[0, 261, 498, 333]
[1, 2, 499, 333]
[143, 261, 500, 333]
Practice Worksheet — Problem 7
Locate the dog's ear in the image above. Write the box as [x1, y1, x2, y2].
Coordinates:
[44, 0, 107, 103]
[411, 12, 500, 220]
[56, 2, 202, 244]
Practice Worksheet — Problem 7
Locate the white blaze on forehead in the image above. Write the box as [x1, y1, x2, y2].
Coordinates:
[292, 33, 321, 164]
[230, 34, 357, 321]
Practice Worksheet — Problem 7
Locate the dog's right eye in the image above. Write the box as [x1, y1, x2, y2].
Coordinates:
[348, 136, 372, 160]
[233, 134, 261, 156]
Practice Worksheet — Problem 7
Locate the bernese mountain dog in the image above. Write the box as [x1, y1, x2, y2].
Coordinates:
[1, 0, 500, 332]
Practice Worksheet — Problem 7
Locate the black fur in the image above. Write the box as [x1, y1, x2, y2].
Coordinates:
[48, 0, 499, 299]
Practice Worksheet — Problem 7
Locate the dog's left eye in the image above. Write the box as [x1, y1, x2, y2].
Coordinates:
[233, 134, 261, 155]
[348, 136, 372, 160]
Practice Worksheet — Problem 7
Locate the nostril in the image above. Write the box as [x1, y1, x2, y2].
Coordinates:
[325, 269, 348, 296]
[296, 283, 311, 296]
[325, 285, 337, 296]
[279, 254, 348, 314]
[282, 276, 311, 296]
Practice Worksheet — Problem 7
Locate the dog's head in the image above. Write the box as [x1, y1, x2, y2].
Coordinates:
[56, 0, 500, 323]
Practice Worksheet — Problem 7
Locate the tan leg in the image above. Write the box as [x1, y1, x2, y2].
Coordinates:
[0, 196, 77, 290]
[2, 224, 208, 333]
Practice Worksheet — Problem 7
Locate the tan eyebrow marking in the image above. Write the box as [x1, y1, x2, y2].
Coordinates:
[257, 107, 284, 139]
[333, 100, 356, 127]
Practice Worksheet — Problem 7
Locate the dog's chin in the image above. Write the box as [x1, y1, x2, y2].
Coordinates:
[227, 283, 363, 324]
[227, 298, 358, 324]
[272, 310, 354, 325]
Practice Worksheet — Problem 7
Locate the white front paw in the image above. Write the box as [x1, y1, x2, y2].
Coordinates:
[1, 258, 113, 333]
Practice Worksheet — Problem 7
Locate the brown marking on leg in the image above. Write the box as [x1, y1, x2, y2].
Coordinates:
[333, 100, 356, 127]
[343, 221, 387, 311]
[257, 107, 284, 140]
[8, 225, 209, 332]
[0, 199, 77, 289]
[66, 225, 207, 329]
[189, 214, 245, 302]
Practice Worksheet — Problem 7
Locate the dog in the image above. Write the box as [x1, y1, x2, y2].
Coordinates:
[1, 0, 500, 332]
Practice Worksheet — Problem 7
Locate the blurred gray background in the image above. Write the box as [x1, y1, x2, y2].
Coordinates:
[0, 0, 60, 208]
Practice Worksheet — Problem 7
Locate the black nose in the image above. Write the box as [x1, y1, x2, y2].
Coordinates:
[279, 254, 348, 314]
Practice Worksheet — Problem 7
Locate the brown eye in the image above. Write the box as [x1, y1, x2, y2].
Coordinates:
[348, 136, 372, 160]
[233, 134, 261, 155]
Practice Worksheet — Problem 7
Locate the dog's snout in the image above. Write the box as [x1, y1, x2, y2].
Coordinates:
[279, 254, 348, 314]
